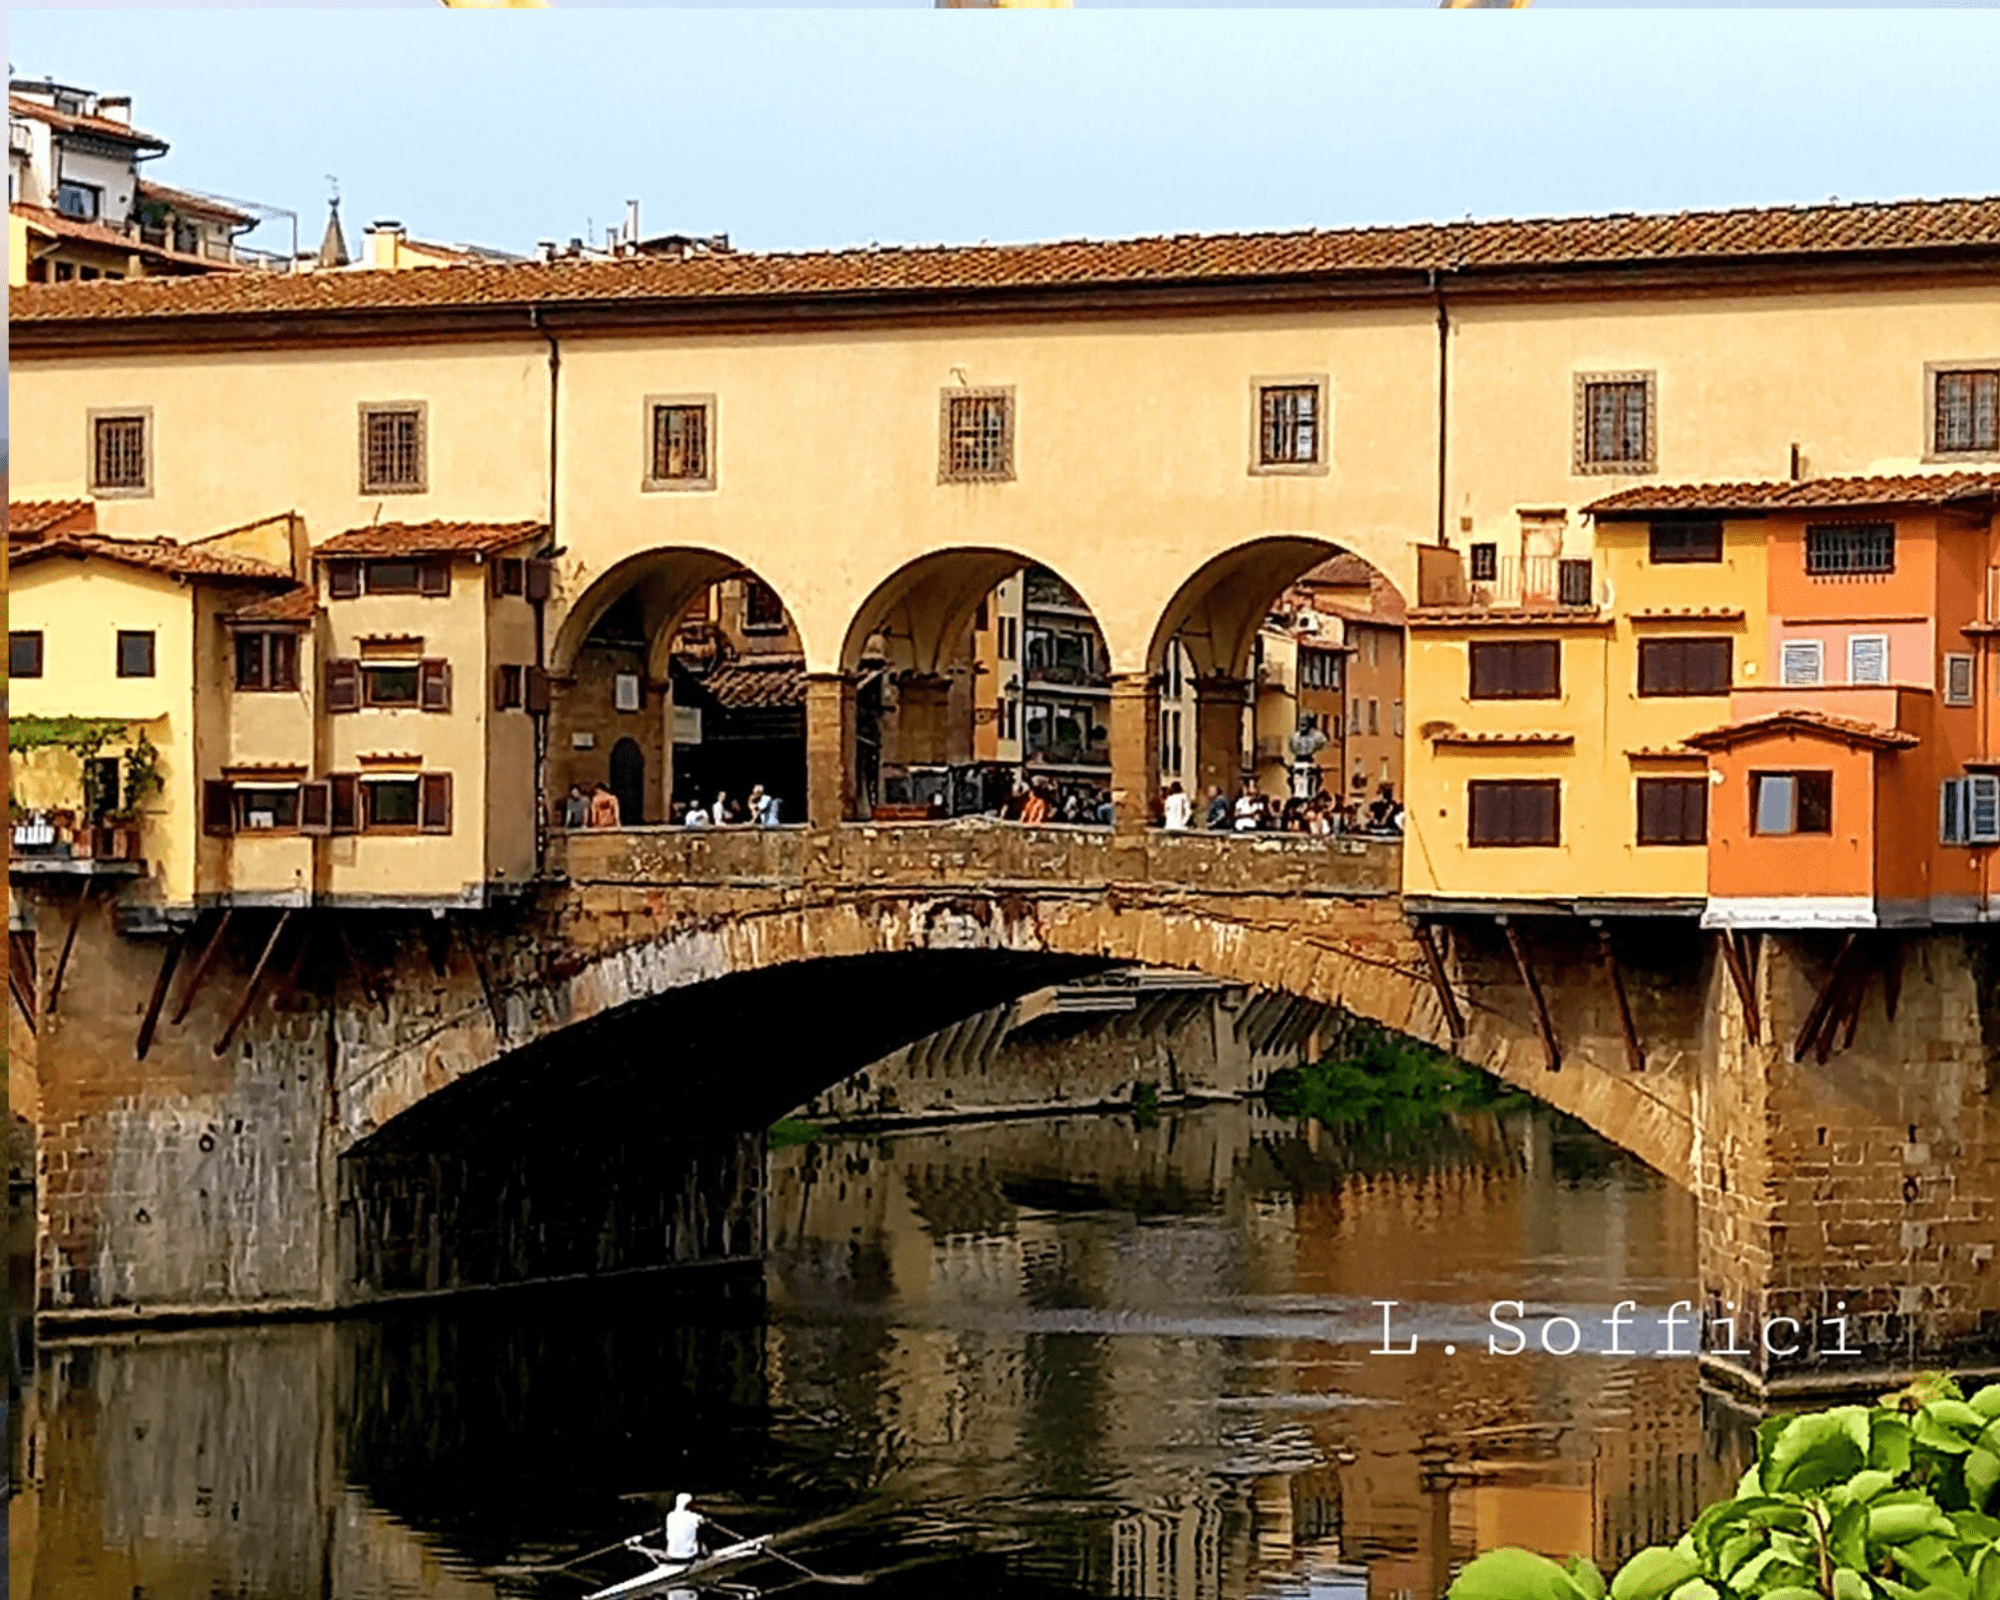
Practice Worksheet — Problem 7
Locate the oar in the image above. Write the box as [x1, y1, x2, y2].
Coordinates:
[484, 1532, 649, 1578]
[706, 1517, 873, 1587]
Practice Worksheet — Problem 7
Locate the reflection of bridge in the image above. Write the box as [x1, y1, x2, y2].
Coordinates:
[24, 816, 2000, 1391]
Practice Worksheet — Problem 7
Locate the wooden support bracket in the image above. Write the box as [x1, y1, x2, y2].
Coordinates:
[213, 910, 293, 1059]
[1793, 933, 1862, 1064]
[1597, 926, 1645, 1072]
[1717, 930, 1762, 1045]
[9, 932, 39, 1031]
[1412, 920, 1466, 1045]
[1882, 934, 1906, 1023]
[134, 928, 189, 1061]
[452, 915, 507, 1044]
[1501, 919, 1561, 1072]
[44, 878, 95, 1017]
[170, 909, 234, 1026]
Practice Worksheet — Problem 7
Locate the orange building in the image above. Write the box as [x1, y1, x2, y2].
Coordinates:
[1592, 473, 2000, 929]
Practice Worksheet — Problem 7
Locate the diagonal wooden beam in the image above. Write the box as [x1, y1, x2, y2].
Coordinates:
[213, 910, 293, 1059]
[1597, 926, 1645, 1072]
[450, 915, 507, 1043]
[170, 909, 234, 1026]
[9, 931, 39, 1031]
[1412, 920, 1467, 1045]
[134, 928, 189, 1060]
[43, 878, 95, 1017]
[1501, 919, 1560, 1072]
[1793, 932, 1861, 1063]
[1717, 930, 1761, 1044]
[1882, 933, 1905, 1023]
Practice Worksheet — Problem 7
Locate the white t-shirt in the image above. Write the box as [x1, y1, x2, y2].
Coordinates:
[1234, 795, 1259, 831]
[1163, 791, 1193, 830]
[665, 1507, 704, 1560]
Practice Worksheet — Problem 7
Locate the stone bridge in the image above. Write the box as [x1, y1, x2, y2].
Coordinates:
[18, 821, 2000, 1394]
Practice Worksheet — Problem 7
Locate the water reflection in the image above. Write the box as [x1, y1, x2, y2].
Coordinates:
[11, 1101, 1760, 1600]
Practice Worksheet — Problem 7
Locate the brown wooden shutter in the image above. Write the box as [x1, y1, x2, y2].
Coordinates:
[525, 665, 552, 714]
[1689, 638, 1732, 694]
[418, 558, 452, 597]
[1637, 779, 1664, 844]
[299, 780, 333, 835]
[203, 780, 235, 836]
[1523, 642, 1559, 698]
[330, 774, 359, 834]
[328, 561, 362, 599]
[494, 665, 521, 710]
[525, 559, 554, 603]
[419, 658, 452, 712]
[327, 658, 362, 713]
[1524, 782, 1558, 845]
[419, 773, 452, 833]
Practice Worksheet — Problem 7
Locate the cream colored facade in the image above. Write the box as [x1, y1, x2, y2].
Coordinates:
[13, 197, 2000, 901]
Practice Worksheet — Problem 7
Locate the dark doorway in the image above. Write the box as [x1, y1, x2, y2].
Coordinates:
[610, 738, 645, 826]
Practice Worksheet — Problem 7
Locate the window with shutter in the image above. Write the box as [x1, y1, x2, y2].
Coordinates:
[203, 780, 234, 837]
[328, 562, 362, 600]
[1470, 641, 1560, 700]
[1780, 640, 1823, 687]
[1971, 775, 2000, 844]
[419, 658, 452, 712]
[1558, 559, 1594, 608]
[1648, 520, 1724, 564]
[419, 773, 453, 834]
[525, 666, 552, 715]
[1944, 654, 1976, 706]
[1636, 777, 1708, 845]
[299, 781, 333, 835]
[1638, 637, 1732, 696]
[1847, 634, 1889, 685]
[493, 558, 526, 598]
[326, 658, 362, 713]
[330, 775, 359, 834]
[417, 559, 452, 597]
[526, 559, 554, 603]
[495, 665, 523, 710]
[1468, 780, 1560, 847]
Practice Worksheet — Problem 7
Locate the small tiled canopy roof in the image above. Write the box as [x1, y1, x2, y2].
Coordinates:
[11, 533, 294, 585]
[1588, 471, 2000, 518]
[14, 194, 2000, 325]
[8, 498, 95, 539]
[700, 658, 808, 711]
[133, 178, 254, 224]
[311, 520, 546, 559]
[1683, 709, 1920, 752]
[226, 585, 318, 624]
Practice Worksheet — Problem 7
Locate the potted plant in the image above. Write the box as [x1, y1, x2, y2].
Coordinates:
[101, 731, 164, 861]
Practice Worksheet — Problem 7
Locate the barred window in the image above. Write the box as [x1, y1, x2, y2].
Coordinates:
[649, 402, 710, 485]
[940, 390, 1013, 483]
[1469, 542, 1498, 582]
[1258, 384, 1320, 466]
[1576, 374, 1655, 472]
[91, 413, 149, 493]
[1935, 369, 1999, 455]
[360, 404, 425, 494]
[1805, 522, 1895, 576]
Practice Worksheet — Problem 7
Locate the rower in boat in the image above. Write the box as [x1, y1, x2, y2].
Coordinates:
[664, 1493, 705, 1563]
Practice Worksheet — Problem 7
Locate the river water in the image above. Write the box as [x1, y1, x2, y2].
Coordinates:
[8, 1099, 1758, 1600]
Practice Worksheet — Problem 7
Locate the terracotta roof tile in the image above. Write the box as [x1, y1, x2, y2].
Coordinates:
[8, 498, 95, 538]
[1429, 730, 1575, 747]
[1408, 606, 1610, 629]
[133, 179, 254, 224]
[1629, 605, 1747, 621]
[1625, 745, 1706, 761]
[1683, 709, 1920, 752]
[8, 94, 167, 148]
[1588, 471, 2000, 517]
[227, 585, 317, 623]
[312, 520, 546, 558]
[15, 194, 2000, 326]
[10, 204, 243, 273]
[11, 533, 293, 584]
[700, 658, 808, 711]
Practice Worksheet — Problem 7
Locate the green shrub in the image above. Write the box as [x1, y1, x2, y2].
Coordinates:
[1449, 1373, 2000, 1600]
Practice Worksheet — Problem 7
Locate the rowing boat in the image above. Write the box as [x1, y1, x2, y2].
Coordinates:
[581, 1536, 770, 1600]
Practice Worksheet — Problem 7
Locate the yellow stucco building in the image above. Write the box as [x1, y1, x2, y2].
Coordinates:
[10, 194, 2000, 917]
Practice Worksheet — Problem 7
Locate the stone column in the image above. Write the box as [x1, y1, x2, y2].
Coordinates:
[1194, 674, 1249, 815]
[892, 672, 954, 767]
[804, 671, 856, 829]
[1107, 671, 1160, 835]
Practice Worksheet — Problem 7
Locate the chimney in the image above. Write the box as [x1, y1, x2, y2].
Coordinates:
[95, 95, 132, 124]
[625, 198, 640, 244]
[567, 237, 583, 257]
[535, 239, 556, 263]
[605, 226, 619, 254]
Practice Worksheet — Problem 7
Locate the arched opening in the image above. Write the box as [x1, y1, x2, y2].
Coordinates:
[1147, 538, 1407, 833]
[551, 551, 809, 827]
[837, 550, 1119, 824]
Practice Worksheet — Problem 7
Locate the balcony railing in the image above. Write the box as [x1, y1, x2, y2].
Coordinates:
[1024, 661, 1109, 689]
[1466, 555, 1599, 610]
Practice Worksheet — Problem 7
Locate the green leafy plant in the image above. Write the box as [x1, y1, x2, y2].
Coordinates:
[1265, 1021, 1524, 1137]
[7, 715, 130, 755]
[115, 730, 165, 821]
[1448, 1374, 2000, 1600]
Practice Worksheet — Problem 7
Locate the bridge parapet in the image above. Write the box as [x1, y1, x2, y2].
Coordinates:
[550, 819, 1403, 898]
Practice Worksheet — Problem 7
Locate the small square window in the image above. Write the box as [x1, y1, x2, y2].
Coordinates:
[1847, 634, 1889, 685]
[360, 403, 426, 494]
[1469, 542, 1498, 582]
[1648, 519, 1723, 564]
[1931, 367, 1999, 457]
[90, 410, 151, 496]
[1752, 770, 1833, 836]
[364, 778, 421, 829]
[1780, 639, 1824, 687]
[116, 629, 157, 678]
[1255, 382, 1325, 469]
[613, 672, 642, 712]
[644, 397, 715, 491]
[1944, 654, 1976, 706]
[9, 631, 45, 679]
[1574, 373, 1655, 474]
[939, 388, 1014, 483]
